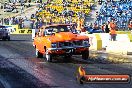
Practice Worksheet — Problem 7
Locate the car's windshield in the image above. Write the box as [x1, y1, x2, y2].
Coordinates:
[46, 25, 70, 32]
[44, 25, 73, 35]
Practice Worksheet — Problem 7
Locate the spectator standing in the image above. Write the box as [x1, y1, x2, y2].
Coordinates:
[21, 18, 24, 28]
[93, 23, 98, 30]
[4, 18, 6, 25]
[49, 18, 52, 25]
[7, 18, 9, 25]
[12, 16, 15, 25]
[40, 0, 42, 3]
[90, 23, 93, 28]
[105, 23, 110, 33]
[35, 19, 39, 29]
[128, 21, 132, 30]
[101, 23, 105, 32]
[76, 19, 81, 31]
[19, 18, 22, 29]
[109, 20, 117, 41]
[9, 17, 12, 25]
[4, 18, 9, 25]
[0, 19, 2, 25]
[30, 20, 35, 29]
[15, 18, 19, 24]
[81, 25, 86, 32]
[21, 5, 24, 14]
[28, 0, 31, 7]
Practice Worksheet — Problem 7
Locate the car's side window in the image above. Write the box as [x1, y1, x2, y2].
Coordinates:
[53, 28, 58, 33]
[60, 28, 64, 32]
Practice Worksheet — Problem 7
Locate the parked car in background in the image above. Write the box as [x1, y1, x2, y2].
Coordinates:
[0, 26, 10, 41]
[84, 26, 103, 34]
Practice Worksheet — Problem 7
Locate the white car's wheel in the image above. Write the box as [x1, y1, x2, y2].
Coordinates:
[36, 49, 43, 58]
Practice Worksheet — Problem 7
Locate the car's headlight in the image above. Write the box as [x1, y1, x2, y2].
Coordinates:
[73, 40, 82, 46]
[83, 40, 89, 46]
[51, 43, 57, 48]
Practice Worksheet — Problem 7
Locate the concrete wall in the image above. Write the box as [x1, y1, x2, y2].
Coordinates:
[81, 32, 132, 55]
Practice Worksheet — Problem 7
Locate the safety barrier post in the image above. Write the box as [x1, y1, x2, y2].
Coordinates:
[95, 34, 102, 50]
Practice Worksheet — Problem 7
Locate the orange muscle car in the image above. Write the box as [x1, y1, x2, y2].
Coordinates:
[33, 24, 90, 62]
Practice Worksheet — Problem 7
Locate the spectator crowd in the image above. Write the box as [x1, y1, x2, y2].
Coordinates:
[95, 0, 132, 30]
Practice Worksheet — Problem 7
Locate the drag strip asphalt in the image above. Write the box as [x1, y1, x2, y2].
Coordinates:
[0, 34, 132, 88]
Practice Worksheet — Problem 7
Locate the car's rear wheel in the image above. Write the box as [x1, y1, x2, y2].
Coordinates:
[7, 37, 10, 41]
[45, 50, 52, 62]
[82, 50, 89, 60]
[36, 49, 43, 58]
[2, 37, 6, 41]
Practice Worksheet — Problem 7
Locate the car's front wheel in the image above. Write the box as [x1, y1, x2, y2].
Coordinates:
[36, 49, 43, 58]
[82, 50, 89, 60]
[45, 50, 52, 62]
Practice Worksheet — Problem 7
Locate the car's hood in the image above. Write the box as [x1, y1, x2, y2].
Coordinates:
[48, 32, 88, 42]
[50, 32, 77, 42]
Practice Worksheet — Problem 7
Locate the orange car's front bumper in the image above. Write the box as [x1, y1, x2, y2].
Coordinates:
[47, 45, 90, 55]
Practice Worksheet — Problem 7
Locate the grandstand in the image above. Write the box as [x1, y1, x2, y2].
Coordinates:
[1, 0, 93, 29]
[95, 1, 132, 30]
[36, 0, 93, 24]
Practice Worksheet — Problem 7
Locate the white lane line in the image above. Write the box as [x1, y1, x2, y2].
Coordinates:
[36, 62, 47, 64]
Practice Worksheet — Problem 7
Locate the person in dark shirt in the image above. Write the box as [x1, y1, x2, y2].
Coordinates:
[105, 23, 110, 33]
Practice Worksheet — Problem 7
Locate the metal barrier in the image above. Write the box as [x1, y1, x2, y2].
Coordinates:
[5, 25, 32, 34]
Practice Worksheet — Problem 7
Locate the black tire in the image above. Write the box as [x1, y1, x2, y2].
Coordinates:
[36, 49, 43, 58]
[82, 50, 89, 60]
[2, 37, 6, 41]
[7, 37, 10, 41]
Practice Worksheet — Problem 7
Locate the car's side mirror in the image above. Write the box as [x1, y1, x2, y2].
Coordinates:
[35, 32, 39, 37]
